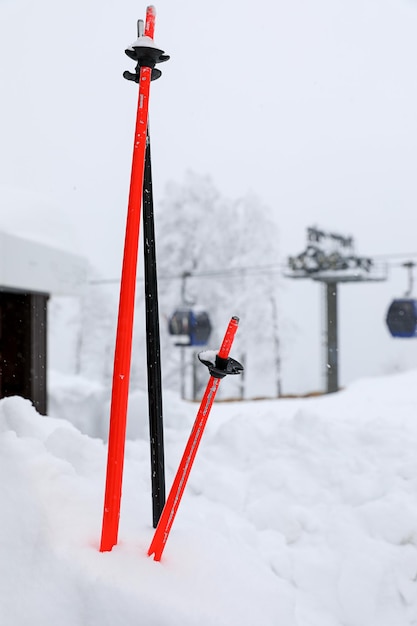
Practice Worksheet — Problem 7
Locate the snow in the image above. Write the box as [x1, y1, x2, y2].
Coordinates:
[2, 369, 417, 625]
[198, 349, 217, 365]
[127, 35, 161, 50]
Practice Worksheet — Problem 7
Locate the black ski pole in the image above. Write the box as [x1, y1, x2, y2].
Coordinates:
[142, 128, 166, 527]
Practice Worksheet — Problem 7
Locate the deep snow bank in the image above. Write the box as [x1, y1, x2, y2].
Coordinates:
[1, 369, 417, 625]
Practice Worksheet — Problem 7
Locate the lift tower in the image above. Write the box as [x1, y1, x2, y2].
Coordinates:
[286, 227, 386, 393]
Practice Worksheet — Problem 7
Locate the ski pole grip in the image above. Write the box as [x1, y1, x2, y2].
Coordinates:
[218, 316, 239, 360]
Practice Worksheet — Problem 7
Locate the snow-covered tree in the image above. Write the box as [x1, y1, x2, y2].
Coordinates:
[154, 172, 282, 398]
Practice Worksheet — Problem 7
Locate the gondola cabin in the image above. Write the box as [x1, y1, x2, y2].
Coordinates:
[168, 307, 212, 347]
[386, 298, 417, 338]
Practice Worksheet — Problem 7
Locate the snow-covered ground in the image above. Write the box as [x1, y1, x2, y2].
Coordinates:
[2, 368, 417, 625]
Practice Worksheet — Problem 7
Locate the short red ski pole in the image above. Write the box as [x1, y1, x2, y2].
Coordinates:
[148, 316, 243, 561]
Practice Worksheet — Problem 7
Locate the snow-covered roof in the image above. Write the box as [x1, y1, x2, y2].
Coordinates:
[0, 230, 87, 296]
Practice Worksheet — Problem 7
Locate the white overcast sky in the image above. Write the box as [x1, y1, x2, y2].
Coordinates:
[1, 0, 417, 392]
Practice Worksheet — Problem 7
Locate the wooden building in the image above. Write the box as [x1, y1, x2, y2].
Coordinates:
[0, 231, 86, 414]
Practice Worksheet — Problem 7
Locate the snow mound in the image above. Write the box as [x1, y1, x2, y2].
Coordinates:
[2, 369, 417, 625]
[0, 395, 291, 626]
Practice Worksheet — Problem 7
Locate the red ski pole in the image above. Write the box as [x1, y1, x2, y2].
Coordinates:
[100, 6, 168, 552]
[148, 316, 243, 561]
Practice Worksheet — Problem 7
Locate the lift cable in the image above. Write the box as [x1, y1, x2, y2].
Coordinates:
[89, 252, 417, 286]
[89, 262, 285, 284]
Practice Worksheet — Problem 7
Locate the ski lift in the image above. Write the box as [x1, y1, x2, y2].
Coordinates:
[386, 262, 417, 338]
[168, 307, 212, 347]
